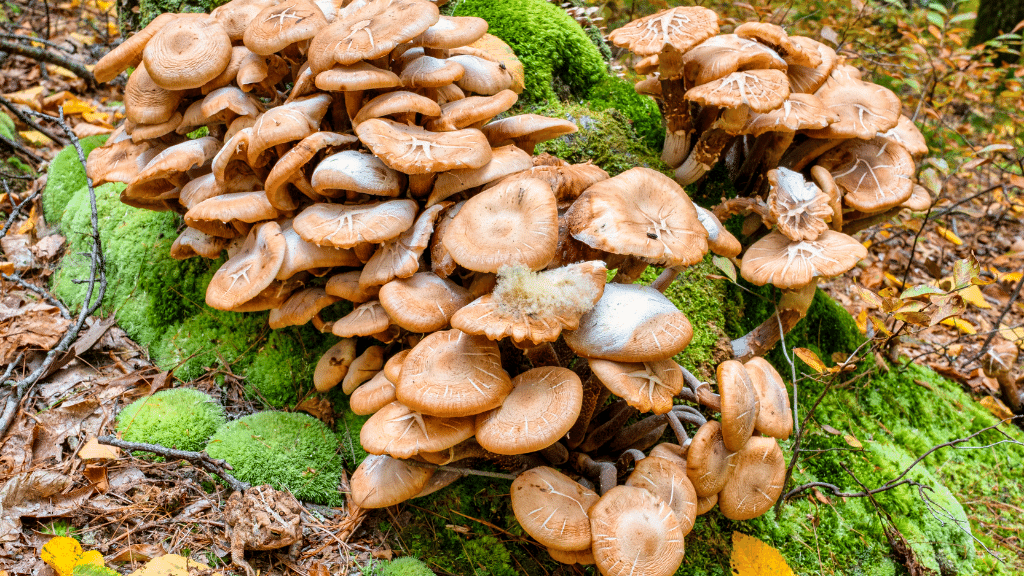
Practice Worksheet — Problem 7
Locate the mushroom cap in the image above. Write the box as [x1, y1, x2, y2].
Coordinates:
[564, 283, 693, 363]
[124, 62, 182, 125]
[719, 436, 786, 520]
[740, 230, 868, 289]
[742, 93, 838, 136]
[734, 22, 820, 68]
[314, 61, 401, 91]
[243, 0, 328, 55]
[744, 357, 793, 440]
[293, 199, 418, 248]
[359, 202, 446, 289]
[902, 184, 932, 212]
[685, 420, 733, 497]
[879, 115, 928, 158]
[606, 6, 719, 56]
[350, 370, 397, 415]
[206, 221, 287, 310]
[360, 401, 475, 459]
[513, 162, 610, 210]
[355, 119, 492, 175]
[414, 15, 488, 49]
[590, 485, 686, 576]
[565, 167, 708, 267]
[332, 300, 392, 337]
[510, 466, 599, 552]
[397, 329, 512, 417]
[350, 454, 433, 508]
[694, 206, 741, 258]
[383, 349, 410, 383]
[212, 0, 279, 40]
[786, 36, 836, 94]
[717, 360, 759, 452]
[475, 367, 584, 455]
[278, 222, 361, 280]
[86, 129, 166, 187]
[448, 54, 513, 95]
[184, 191, 280, 234]
[352, 91, 442, 127]
[427, 144, 532, 206]
[313, 337, 357, 392]
[400, 55, 466, 88]
[684, 69, 790, 113]
[425, 90, 518, 132]
[588, 358, 683, 415]
[679, 34, 787, 87]
[143, 15, 233, 90]
[804, 74, 901, 139]
[452, 33, 525, 94]
[94, 12, 177, 84]
[378, 272, 474, 332]
[766, 167, 834, 242]
[307, 0, 439, 72]
[170, 227, 228, 260]
[265, 132, 359, 210]
[451, 261, 606, 345]
[818, 137, 915, 213]
[626, 455, 698, 536]
[442, 177, 558, 273]
[248, 94, 332, 166]
[311, 150, 405, 198]
[342, 345, 385, 394]
[268, 287, 339, 329]
[325, 270, 381, 302]
[481, 114, 577, 154]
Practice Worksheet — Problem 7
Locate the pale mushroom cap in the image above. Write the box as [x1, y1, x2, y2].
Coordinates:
[359, 203, 445, 290]
[425, 90, 519, 133]
[626, 455, 698, 536]
[124, 62, 182, 125]
[355, 119, 492, 175]
[742, 93, 838, 136]
[481, 114, 577, 154]
[352, 91, 442, 127]
[212, 0, 279, 41]
[325, 270, 381, 302]
[717, 360, 759, 452]
[588, 358, 683, 415]
[694, 206, 741, 258]
[268, 287, 339, 329]
[314, 61, 401, 91]
[342, 345, 385, 394]
[547, 547, 596, 566]
[565, 167, 708, 267]
[278, 223, 361, 280]
[350, 370, 397, 415]
[359, 401, 475, 459]
[902, 184, 932, 212]
[745, 357, 793, 440]
[307, 0, 439, 71]
[293, 200, 418, 248]
[314, 337, 357, 392]
[378, 272, 474, 332]
[475, 367, 584, 455]
[448, 54, 512, 95]
[248, 94, 332, 166]
[94, 12, 177, 84]
[879, 115, 929, 158]
[206, 222, 287, 311]
[350, 454, 434, 508]
[442, 177, 558, 272]
[243, 0, 328, 55]
[565, 283, 693, 363]
[428, 145, 532, 206]
[819, 137, 915, 213]
[684, 69, 790, 113]
[383, 349, 410, 384]
[400, 55, 465, 88]
[311, 151, 405, 198]
[696, 492, 718, 515]
[719, 436, 786, 520]
[332, 300, 392, 338]
[735, 21, 820, 68]
[590, 485, 686, 576]
[453, 33, 525, 94]
[511, 466, 599, 552]
[397, 329, 513, 417]
[766, 167, 833, 242]
[787, 36, 837, 94]
[184, 191, 280, 233]
[414, 15, 488, 49]
[804, 74, 901, 139]
[170, 227, 228, 260]
[686, 420, 733, 497]
[143, 15, 233, 90]
[607, 6, 719, 56]
[740, 230, 868, 289]
[680, 34, 787, 87]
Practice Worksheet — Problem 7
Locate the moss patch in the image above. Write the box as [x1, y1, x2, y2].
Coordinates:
[206, 411, 343, 504]
[41, 135, 107, 220]
[378, 557, 435, 576]
[584, 75, 665, 150]
[115, 388, 226, 451]
[0, 112, 14, 141]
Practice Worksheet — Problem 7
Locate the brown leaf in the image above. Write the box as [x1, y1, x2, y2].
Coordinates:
[30, 235, 65, 261]
[979, 396, 1014, 420]
[82, 465, 109, 493]
[0, 301, 71, 363]
[32, 399, 102, 465]
[0, 471, 76, 542]
[78, 437, 119, 461]
[295, 397, 335, 426]
[109, 544, 166, 563]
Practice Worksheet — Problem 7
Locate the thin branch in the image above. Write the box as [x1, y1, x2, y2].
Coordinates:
[0, 182, 42, 239]
[0, 32, 78, 53]
[0, 95, 70, 146]
[0, 39, 95, 86]
[1, 274, 71, 318]
[97, 435, 249, 492]
[0, 132, 44, 164]
[1, 353, 25, 385]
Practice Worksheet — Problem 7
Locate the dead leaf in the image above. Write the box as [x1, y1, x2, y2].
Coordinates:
[794, 348, 827, 374]
[0, 471, 74, 542]
[82, 465, 109, 493]
[979, 396, 1014, 420]
[844, 434, 864, 449]
[730, 531, 796, 576]
[295, 397, 335, 426]
[0, 301, 71, 363]
[821, 424, 843, 435]
[126, 555, 220, 576]
[108, 544, 165, 563]
[31, 235, 65, 261]
[31, 398, 103, 465]
[78, 437, 119, 461]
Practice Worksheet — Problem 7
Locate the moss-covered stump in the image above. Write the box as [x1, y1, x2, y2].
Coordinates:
[115, 388, 226, 451]
[205, 411, 343, 504]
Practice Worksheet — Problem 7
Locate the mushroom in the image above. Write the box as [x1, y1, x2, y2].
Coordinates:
[589, 485, 686, 576]
[475, 367, 584, 455]
[510, 466, 599, 553]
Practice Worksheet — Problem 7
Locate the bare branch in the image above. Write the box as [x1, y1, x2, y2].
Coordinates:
[97, 435, 250, 493]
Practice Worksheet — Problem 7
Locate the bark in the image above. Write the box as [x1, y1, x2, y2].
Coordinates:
[971, 0, 1024, 64]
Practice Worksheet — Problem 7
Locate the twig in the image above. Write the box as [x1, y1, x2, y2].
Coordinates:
[0, 132, 44, 164]
[0, 170, 34, 179]
[0, 32, 77, 53]
[97, 435, 250, 492]
[0, 95, 70, 146]
[1, 274, 71, 318]
[0, 182, 42, 242]
[405, 460, 518, 481]
[0, 39, 95, 86]
[1, 353, 25, 385]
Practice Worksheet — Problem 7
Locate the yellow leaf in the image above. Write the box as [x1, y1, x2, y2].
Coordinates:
[3, 86, 45, 111]
[844, 434, 864, 449]
[883, 272, 905, 288]
[14, 206, 36, 235]
[82, 110, 112, 126]
[62, 98, 96, 116]
[730, 532, 796, 576]
[940, 317, 976, 334]
[855, 309, 868, 334]
[47, 65, 80, 80]
[933, 225, 963, 245]
[78, 437, 120, 460]
[958, 285, 991, 309]
[979, 396, 1014, 420]
[127, 555, 219, 576]
[999, 324, 1024, 347]
[19, 130, 53, 145]
[794, 348, 826, 374]
[41, 537, 84, 576]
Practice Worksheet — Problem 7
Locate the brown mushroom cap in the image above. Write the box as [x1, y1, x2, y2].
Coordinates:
[475, 367, 584, 455]
[243, 0, 328, 55]
[451, 33, 525, 94]
[400, 55, 466, 88]
[314, 337, 357, 392]
[719, 436, 786, 520]
[679, 34, 787, 87]
[740, 230, 868, 290]
[248, 94, 332, 167]
[817, 137, 915, 213]
[143, 15, 232, 90]
[378, 272, 473, 333]
[396, 329, 512, 417]
[607, 6, 719, 56]
[307, 0, 439, 72]
[325, 270, 381, 303]
[786, 36, 836, 94]
[342, 345, 385, 394]
[803, 74, 901, 139]
[684, 69, 790, 113]
[314, 61, 401, 91]
[685, 420, 733, 497]
[448, 54, 513, 95]
[359, 203, 446, 289]
[350, 454, 433, 508]
[481, 114, 577, 155]
[879, 115, 928, 158]
[212, 0, 279, 41]
[590, 485, 686, 576]
[170, 227, 228, 260]
[742, 93, 838, 136]
[414, 15, 488, 49]
[588, 358, 682, 415]
[744, 357, 793, 440]
[360, 401, 475, 459]
[269, 287, 340, 329]
[184, 191, 280, 235]
[124, 62, 182, 125]
[350, 370, 397, 415]
[355, 119, 492, 175]
[310, 150, 405, 198]
[717, 360, 759, 452]
[277, 222, 361, 280]
[902, 184, 932, 212]
[694, 206, 741, 258]
[442, 177, 558, 273]
[293, 199, 418, 248]
[332, 300, 392, 338]
[427, 144, 532, 206]
[564, 283, 693, 363]
[206, 221, 287, 311]
[425, 90, 518, 132]
[510, 466, 599, 552]
[626, 455, 698, 536]
[352, 91, 442, 127]
[566, 167, 708, 267]
[94, 13, 177, 84]
[766, 167, 834, 242]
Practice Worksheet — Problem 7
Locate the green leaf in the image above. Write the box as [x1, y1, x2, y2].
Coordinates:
[948, 12, 976, 25]
[900, 285, 945, 299]
[712, 255, 737, 283]
[952, 256, 980, 289]
[926, 11, 945, 27]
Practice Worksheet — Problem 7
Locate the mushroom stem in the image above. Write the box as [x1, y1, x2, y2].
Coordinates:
[680, 366, 721, 411]
[522, 342, 561, 368]
[661, 131, 690, 168]
[607, 413, 668, 453]
[841, 206, 903, 235]
[674, 127, 734, 186]
[733, 132, 774, 194]
[539, 441, 569, 465]
[578, 400, 639, 453]
[731, 280, 818, 361]
[651, 267, 680, 293]
[778, 137, 843, 171]
[566, 375, 605, 449]
[615, 448, 646, 476]
[666, 410, 691, 445]
[712, 196, 770, 223]
[573, 452, 617, 495]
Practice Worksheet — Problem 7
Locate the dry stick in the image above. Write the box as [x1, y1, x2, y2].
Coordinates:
[1, 353, 25, 385]
[0, 95, 70, 146]
[0, 39, 95, 86]
[961, 272, 1024, 370]
[0, 33, 78, 53]
[97, 435, 250, 492]
[0, 180, 42, 238]
[0, 110, 104, 439]
[1, 274, 71, 318]
[0, 132, 44, 164]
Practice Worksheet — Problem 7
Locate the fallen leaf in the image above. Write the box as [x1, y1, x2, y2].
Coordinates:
[821, 424, 843, 435]
[844, 434, 864, 449]
[18, 130, 53, 145]
[979, 396, 1014, 420]
[108, 544, 165, 563]
[31, 235, 65, 261]
[712, 255, 737, 283]
[41, 537, 104, 576]
[78, 437, 119, 461]
[3, 86, 45, 111]
[0, 471, 74, 542]
[0, 301, 72, 363]
[730, 531, 796, 576]
[127, 555, 220, 576]
[794, 348, 827, 374]
[940, 317, 976, 334]
[933, 225, 963, 245]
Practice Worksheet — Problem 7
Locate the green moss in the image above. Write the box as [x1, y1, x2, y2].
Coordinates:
[115, 388, 226, 452]
[0, 112, 15, 140]
[245, 325, 337, 407]
[148, 307, 270, 382]
[41, 135, 107, 221]
[584, 75, 665, 150]
[205, 411, 343, 504]
[525, 100, 666, 175]
[123, 0, 224, 33]
[378, 557, 435, 576]
[453, 0, 607, 103]
[72, 564, 120, 576]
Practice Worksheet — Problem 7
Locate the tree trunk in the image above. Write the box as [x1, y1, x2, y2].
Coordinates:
[970, 0, 1024, 63]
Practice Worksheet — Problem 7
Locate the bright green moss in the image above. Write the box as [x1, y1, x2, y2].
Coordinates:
[206, 411, 343, 504]
[585, 75, 665, 150]
[526, 101, 666, 175]
[453, 0, 607, 103]
[115, 388, 226, 452]
[245, 325, 337, 407]
[0, 112, 14, 140]
[378, 557, 435, 576]
[41, 135, 107, 221]
[148, 307, 271, 382]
